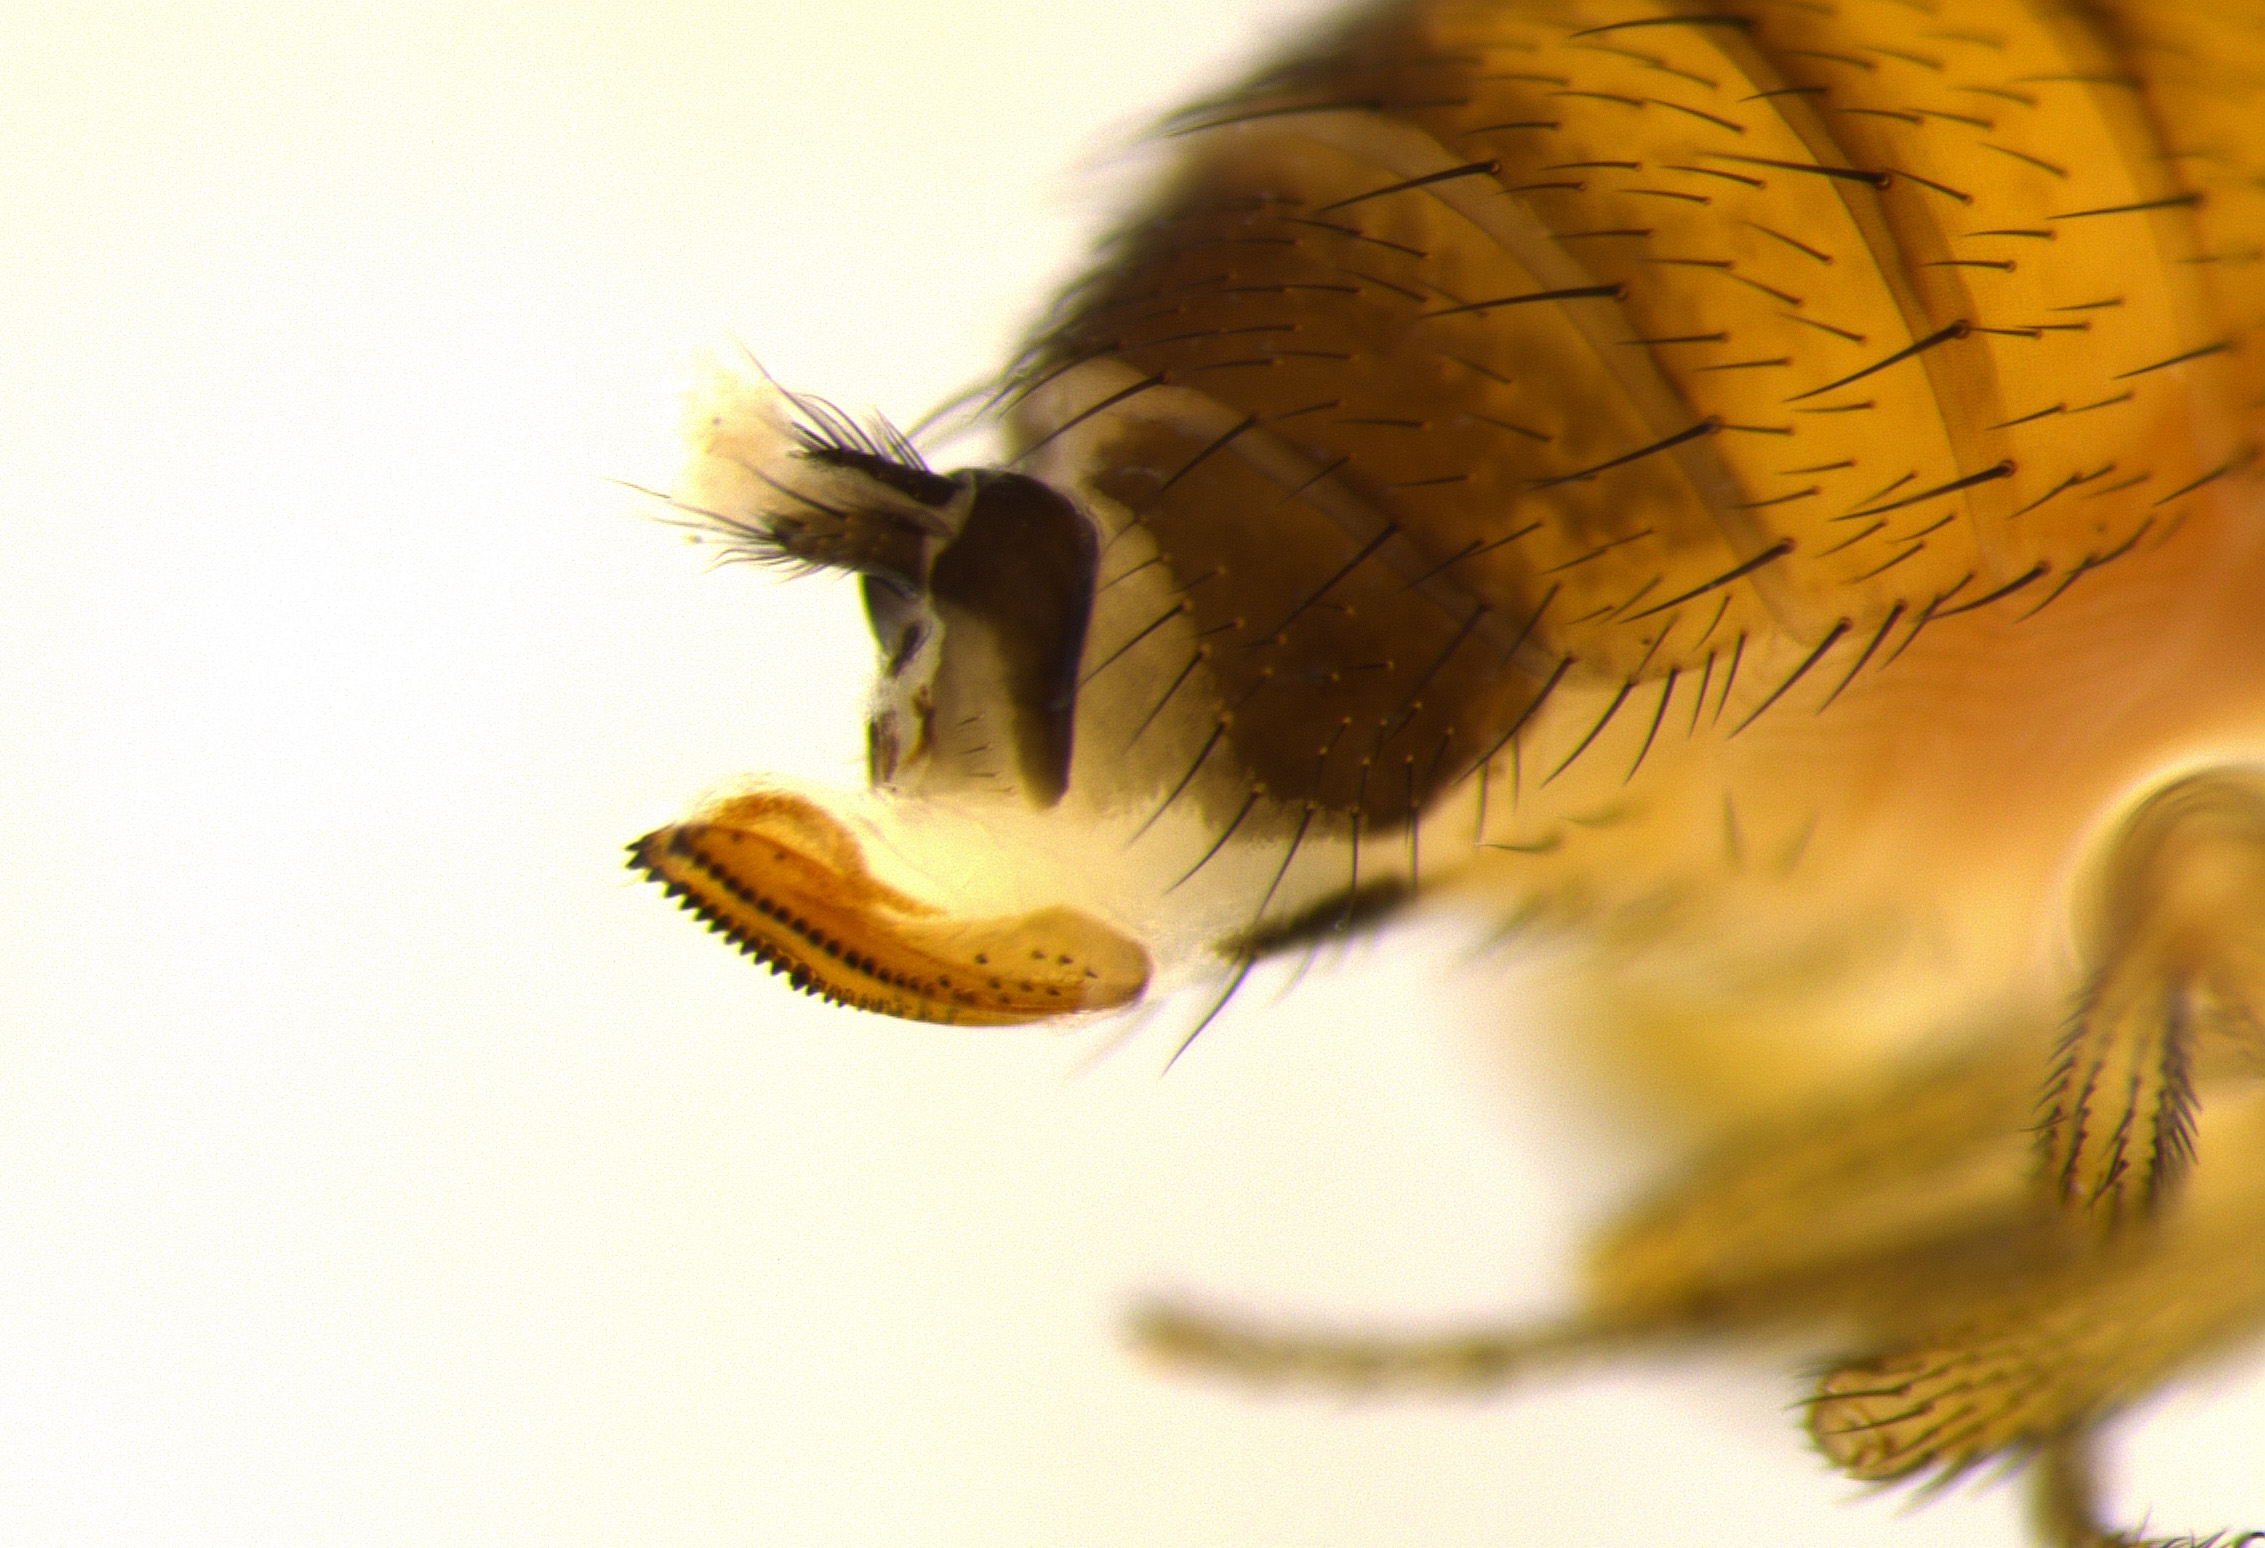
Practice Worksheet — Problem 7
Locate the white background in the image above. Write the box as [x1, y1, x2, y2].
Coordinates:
[4, 2, 2260, 1544]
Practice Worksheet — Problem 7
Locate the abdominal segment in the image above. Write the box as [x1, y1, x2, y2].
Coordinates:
[1011, 0, 2265, 847]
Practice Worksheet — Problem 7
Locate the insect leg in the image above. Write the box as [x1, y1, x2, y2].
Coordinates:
[2041, 770, 2265, 1230]
[1131, 1301, 1585, 1393]
[1584, 1033, 2056, 1339]
[1133, 1030, 2059, 1396]
[1807, 1089, 2265, 1525]
[2031, 1432, 2120, 1548]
